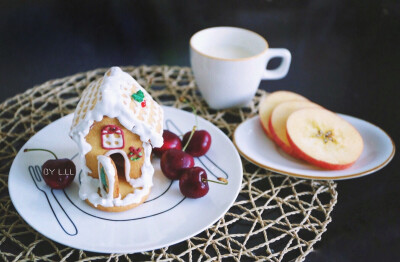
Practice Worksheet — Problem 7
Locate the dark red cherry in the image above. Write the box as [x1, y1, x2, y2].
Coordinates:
[179, 167, 209, 198]
[24, 148, 76, 189]
[42, 159, 76, 189]
[153, 130, 182, 157]
[160, 148, 194, 180]
[182, 130, 212, 157]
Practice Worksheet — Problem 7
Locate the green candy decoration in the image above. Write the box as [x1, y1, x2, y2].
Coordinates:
[131, 90, 144, 102]
[100, 167, 108, 191]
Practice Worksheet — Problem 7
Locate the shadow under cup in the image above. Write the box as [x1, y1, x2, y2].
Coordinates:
[190, 27, 289, 110]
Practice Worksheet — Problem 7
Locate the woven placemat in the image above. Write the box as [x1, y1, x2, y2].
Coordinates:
[0, 66, 337, 262]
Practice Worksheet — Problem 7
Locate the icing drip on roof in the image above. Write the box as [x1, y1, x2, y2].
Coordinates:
[70, 66, 163, 157]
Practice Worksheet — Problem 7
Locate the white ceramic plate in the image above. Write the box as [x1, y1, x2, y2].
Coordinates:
[8, 106, 242, 253]
[234, 115, 395, 180]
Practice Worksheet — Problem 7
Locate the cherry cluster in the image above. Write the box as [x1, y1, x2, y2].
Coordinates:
[154, 128, 226, 198]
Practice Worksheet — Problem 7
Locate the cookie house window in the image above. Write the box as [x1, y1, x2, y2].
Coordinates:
[101, 125, 124, 149]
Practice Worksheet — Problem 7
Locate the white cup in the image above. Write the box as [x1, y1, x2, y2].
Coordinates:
[190, 27, 291, 109]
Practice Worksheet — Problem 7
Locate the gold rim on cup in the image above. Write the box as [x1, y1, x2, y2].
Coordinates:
[190, 26, 270, 62]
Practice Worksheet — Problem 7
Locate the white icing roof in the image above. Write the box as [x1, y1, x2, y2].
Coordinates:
[69, 67, 164, 156]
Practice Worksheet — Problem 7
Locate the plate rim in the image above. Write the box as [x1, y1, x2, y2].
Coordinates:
[8, 106, 243, 253]
[233, 115, 395, 180]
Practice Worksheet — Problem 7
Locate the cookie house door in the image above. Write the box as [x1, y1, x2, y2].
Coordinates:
[104, 149, 131, 183]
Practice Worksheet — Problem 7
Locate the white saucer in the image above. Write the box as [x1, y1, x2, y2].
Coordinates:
[234, 115, 395, 180]
[8, 106, 242, 253]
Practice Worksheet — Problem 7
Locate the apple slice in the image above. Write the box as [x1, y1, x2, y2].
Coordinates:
[269, 101, 320, 157]
[286, 108, 364, 170]
[259, 91, 308, 137]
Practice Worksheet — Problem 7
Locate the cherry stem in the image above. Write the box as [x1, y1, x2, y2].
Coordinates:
[202, 177, 228, 185]
[147, 78, 153, 90]
[182, 125, 197, 152]
[180, 96, 198, 127]
[24, 148, 58, 159]
[192, 104, 198, 127]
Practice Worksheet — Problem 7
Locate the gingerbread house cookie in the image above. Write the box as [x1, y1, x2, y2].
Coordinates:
[69, 67, 163, 212]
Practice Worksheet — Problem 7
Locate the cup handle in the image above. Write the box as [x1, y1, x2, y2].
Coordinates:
[262, 48, 292, 80]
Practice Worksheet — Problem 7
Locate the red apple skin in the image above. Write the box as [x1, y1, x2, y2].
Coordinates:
[260, 119, 272, 139]
[286, 130, 355, 170]
[268, 117, 301, 158]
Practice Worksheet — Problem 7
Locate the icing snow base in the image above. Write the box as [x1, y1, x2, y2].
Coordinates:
[79, 142, 154, 207]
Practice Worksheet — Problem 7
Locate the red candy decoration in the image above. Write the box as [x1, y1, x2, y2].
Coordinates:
[128, 146, 143, 161]
[141, 100, 146, 108]
[101, 125, 124, 149]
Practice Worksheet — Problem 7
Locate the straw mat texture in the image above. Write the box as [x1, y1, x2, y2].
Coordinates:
[0, 66, 337, 261]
